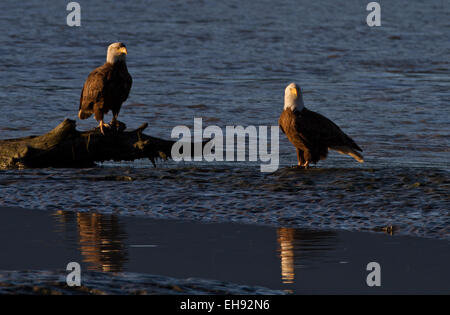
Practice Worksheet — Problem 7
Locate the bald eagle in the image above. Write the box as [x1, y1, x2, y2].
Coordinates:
[279, 83, 364, 168]
[78, 42, 132, 134]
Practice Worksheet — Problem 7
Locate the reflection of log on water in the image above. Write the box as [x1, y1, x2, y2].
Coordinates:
[0, 119, 208, 169]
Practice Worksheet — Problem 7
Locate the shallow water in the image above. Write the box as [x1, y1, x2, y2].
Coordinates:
[0, 1, 449, 239]
[0, 270, 286, 295]
[0, 165, 448, 240]
[1, 208, 449, 294]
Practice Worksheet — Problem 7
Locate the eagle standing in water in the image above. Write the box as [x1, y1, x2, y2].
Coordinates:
[78, 42, 132, 134]
[279, 83, 364, 168]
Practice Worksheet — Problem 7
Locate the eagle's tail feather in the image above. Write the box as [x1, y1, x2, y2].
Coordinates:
[330, 146, 364, 163]
[78, 109, 92, 120]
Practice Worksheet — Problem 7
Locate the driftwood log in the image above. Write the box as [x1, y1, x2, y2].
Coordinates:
[0, 119, 195, 169]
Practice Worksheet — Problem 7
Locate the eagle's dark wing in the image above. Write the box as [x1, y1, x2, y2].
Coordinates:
[121, 71, 132, 102]
[295, 109, 362, 152]
[78, 63, 112, 119]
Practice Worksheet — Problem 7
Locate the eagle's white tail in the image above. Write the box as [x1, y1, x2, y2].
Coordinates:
[330, 146, 364, 163]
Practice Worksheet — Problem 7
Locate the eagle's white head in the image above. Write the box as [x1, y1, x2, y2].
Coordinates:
[284, 82, 304, 111]
[106, 42, 128, 64]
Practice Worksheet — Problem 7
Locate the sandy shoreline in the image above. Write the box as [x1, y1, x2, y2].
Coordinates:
[0, 207, 449, 294]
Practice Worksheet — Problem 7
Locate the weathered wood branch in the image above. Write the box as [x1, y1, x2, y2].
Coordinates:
[0, 119, 196, 169]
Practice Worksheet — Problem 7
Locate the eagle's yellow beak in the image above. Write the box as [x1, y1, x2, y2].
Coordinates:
[118, 47, 128, 55]
[290, 87, 297, 97]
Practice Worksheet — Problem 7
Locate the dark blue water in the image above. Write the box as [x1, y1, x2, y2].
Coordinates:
[0, 0, 449, 239]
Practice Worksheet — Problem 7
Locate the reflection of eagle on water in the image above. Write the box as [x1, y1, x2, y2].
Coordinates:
[78, 42, 132, 134]
[279, 83, 364, 168]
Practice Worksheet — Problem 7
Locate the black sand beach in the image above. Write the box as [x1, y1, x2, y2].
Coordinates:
[0, 207, 448, 294]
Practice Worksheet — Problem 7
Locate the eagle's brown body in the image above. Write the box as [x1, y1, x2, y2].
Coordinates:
[78, 60, 132, 123]
[279, 107, 363, 166]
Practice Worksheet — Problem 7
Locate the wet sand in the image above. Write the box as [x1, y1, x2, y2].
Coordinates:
[0, 207, 449, 294]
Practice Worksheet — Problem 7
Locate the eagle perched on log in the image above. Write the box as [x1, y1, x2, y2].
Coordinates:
[78, 42, 132, 134]
[279, 83, 364, 168]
